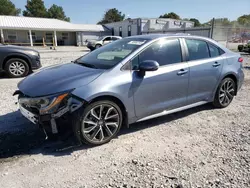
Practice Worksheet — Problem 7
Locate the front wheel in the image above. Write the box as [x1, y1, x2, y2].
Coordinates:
[95, 44, 102, 49]
[213, 77, 236, 108]
[5, 58, 29, 78]
[73, 100, 123, 145]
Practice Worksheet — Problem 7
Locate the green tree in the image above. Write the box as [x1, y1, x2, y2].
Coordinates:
[23, 0, 47, 18]
[0, 0, 21, 16]
[237, 14, 250, 26]
[98, 8, 125, 24]
[159, 12, 181, 20]
[47, 4, 70, 22]
[189, 18, 201, 27]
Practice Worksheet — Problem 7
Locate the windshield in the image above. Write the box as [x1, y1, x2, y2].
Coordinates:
[97, 36, 105, 40]
[76, 38, 149, 69]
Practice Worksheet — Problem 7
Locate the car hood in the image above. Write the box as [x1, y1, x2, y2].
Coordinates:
[18, 63, 104, 97]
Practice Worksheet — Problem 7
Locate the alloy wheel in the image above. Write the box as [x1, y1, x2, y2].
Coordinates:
[9, 61, 26, 76]
[81, 104, 120, 143]
[219, 79, 235, 106]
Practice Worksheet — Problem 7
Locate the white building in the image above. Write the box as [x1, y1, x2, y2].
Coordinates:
[0, 16, 195, 46]
[104, 18, 194, 37]
[0, 16, 110, 46]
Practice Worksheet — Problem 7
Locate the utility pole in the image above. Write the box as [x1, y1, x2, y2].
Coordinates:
[210, 18, 215, 39]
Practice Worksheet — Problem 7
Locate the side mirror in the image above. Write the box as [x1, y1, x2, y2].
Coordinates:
[139, 60, 159, 72]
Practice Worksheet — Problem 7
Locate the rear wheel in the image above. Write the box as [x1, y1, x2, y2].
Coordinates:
[73, 100, 123, 145]
[213, 77, 236, 108]
[5, 58, 29, 78]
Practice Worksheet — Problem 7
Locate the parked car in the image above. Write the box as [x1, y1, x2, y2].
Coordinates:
[238, 40, 250, 53]
[15, 34, 244, 145]
[0, 44, 41, 78]
[87, 36, 122, 51]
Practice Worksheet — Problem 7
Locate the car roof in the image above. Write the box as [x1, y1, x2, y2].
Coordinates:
[126, 34, 231, 53]
[127, 34, 208, 40]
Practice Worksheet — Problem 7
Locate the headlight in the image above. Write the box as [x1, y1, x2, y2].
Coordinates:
[29, 51, 39, 56]
[40, 93, 68, 114]
[19, 92, 70, 115]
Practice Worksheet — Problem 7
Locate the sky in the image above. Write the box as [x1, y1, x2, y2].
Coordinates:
[11, 0, 250, 24]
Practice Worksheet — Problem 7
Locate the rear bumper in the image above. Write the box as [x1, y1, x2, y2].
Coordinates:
[238, 68, 244, 91]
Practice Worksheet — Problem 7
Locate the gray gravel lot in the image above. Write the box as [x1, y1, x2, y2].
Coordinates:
[0, 49, 249, 188]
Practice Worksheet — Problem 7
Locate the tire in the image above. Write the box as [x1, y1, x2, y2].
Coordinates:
[213, 77, 236, 108]
[95, 44, 102, 49]
[5, 58, 29, 78]
[73, 100, 123, 146]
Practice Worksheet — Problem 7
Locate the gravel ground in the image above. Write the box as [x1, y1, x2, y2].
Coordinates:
[0, 50, 249, 188]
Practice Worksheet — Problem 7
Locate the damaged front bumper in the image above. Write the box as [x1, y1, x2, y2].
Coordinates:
[14, 90, 84, 136]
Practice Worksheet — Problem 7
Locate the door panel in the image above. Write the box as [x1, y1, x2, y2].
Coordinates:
[187, 57, 224, 104]
[184, 39, 224, 104]
[131, 38, 189, 119]
[103, 37, 112, 45]
[133, 63, 189, 119]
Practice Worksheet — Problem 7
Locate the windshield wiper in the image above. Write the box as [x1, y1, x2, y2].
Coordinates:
[74, 60, 97, 69]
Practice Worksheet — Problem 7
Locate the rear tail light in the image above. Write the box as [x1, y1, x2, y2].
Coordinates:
[238, 57, 243, 63]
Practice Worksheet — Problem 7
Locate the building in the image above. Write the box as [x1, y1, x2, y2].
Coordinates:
[104, 18, 194, 38]
[0, 16, 195, 47]
[0, 16, 110, 46]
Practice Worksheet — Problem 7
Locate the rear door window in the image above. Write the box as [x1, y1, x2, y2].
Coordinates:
[185, 39, 210, 61]
[208, 43, 220, 57]
[103, 37, 111, 42]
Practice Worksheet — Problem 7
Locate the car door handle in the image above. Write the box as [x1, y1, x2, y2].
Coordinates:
[212, 62, 221, 67]
[177, 69, 188, 76]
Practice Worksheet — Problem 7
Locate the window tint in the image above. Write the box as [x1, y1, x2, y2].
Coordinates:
[208, 43, 220, 57]
[132, 38, 182, 69]
[186, 39, 209, 61]
[103, 37, 111, 41]
[112, 37, 119, 41]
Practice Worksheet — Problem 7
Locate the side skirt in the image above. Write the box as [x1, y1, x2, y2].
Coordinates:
[136, 101, 208, 122]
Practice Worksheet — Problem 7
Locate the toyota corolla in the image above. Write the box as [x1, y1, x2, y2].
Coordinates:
[15, 34, 244, 145]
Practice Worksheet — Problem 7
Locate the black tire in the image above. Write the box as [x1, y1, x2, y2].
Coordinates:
[95, 44, 102, 49]
[213, 77, 236, 108]
[5, 58, 29, 78]
[73, 100, 123, 146]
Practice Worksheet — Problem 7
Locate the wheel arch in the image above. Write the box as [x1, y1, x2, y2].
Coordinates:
[222, 73, 238, 95]
[95, 43, 102, 48]
[3, 54, 31, 70]
[88, 95, 129, 128]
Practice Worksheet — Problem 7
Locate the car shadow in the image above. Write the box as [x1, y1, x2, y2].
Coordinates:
[0, 103, 214, 160]
[244, 66, 250, 70]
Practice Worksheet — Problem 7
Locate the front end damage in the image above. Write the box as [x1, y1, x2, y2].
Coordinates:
[13, 90, 84, 139]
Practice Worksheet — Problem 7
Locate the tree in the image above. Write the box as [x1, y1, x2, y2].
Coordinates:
[159, 12, 181, 20]
[0, 0, 21, 16]
[98, 8, 125, 24]
[189, 18, 201, 27]
[237, 14, 250, 26]
[47, 4, 70, 22]
[23, 0, 47, 18]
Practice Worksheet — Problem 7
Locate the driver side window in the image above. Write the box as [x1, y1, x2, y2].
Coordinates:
[103, 37, 111, 42]
[131, 38, 182, 70]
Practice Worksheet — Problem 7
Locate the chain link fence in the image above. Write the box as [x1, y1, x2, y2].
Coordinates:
[212, 20, 250, 51]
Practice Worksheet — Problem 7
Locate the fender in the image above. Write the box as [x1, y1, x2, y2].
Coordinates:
[2, 52, 32, 69]
[212, 71, 238, 100]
